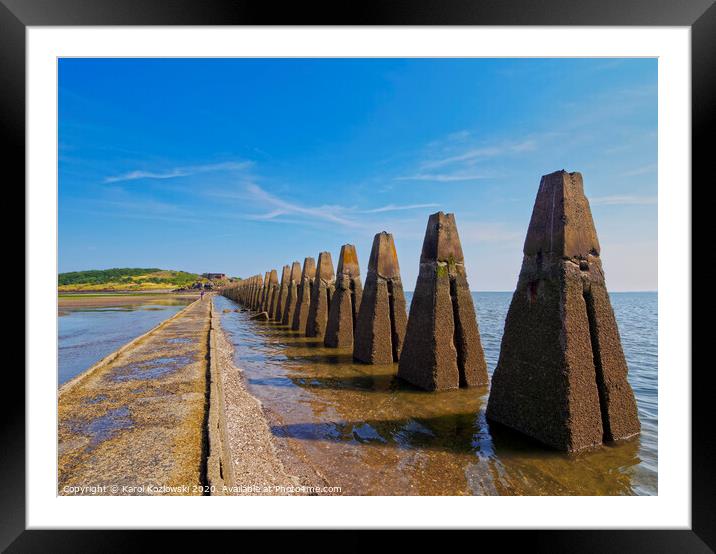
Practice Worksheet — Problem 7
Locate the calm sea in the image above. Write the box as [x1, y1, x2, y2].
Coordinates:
[58, 298, 193, 386]
[216, 290, 657, 496]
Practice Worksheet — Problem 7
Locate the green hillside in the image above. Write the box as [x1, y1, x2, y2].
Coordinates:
[58, 268, 205, 291]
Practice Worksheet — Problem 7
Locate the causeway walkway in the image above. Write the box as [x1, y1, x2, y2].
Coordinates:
[58, 297, 211, 495]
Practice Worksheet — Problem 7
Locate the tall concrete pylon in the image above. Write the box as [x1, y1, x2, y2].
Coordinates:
[274, 265, 291, 323]
[252, 274, 262, 310]
[258, 271, 270, 311]
[292, 257, 316, 332]
[261, 271, 271, 312]
[266, 269, 280, 320]
[282, 261, 303, 326]
[353, 232, 408, 364]
[325, 244, 363, 348]
[398, 212, 488, 390]
[486, 170, 641, 452]
[305, 252, 335, 339]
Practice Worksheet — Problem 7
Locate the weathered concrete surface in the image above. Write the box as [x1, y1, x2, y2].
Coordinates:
[206, 300, 234, 494]
[305, 252, 335, 339]
[274, 265, 291, 323]
[398, 212, 488, 390]
[281, 261, 302, 326]
[291, 257, 316, 332]
[58, 298, 211, 495]
[486, 170, 640, 452]
[260, 271, 270, 312]
[325, 244, 363, 348]
[232, 275, 262, 307]
[252, 274, 264, 311]
[266, 269, 279, 319]
[353, 232, 408, 364]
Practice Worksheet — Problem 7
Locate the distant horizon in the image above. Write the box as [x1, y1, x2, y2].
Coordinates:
[60, 58, 657, 291]
[55, 265, 658, 294]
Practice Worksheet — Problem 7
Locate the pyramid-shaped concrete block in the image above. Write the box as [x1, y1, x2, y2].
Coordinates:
[486, 170, 640, 451]
[353, 232, 408, 364]
[274, 265, 291, 322]
[306, 252, 335, 340]
[325, 244, 363, 348]
[292, 257, 316, 331]
[305, 252, 336, 339]
[260, 271, 271, 312]
[398, 212, 488, 390]
[251, 274, 263, 310]
[281, 261, 303, 326]
[265, 269, 279, 320]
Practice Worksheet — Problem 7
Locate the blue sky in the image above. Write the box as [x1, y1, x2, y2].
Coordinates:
[59, 58, 657, 291]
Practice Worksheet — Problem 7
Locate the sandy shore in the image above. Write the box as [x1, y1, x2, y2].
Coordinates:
[59, 292, 200, 310]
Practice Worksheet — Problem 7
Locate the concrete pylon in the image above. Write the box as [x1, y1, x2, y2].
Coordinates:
[291, 257, 316, 332]
[281, 261, 302, 326]
[259, 271, 270, 311]
[266, 269, 280, 319]
[260, 271, 270, 312]
[398, 212, 488, 390]
[244, 275, 254, 307]
[274, 265, 291, 322]
[486, 170, 641, 452]
[253, 274, 264, 310]
[305, 252, 335, 339]
[325, 244, 363, 348]
[353, 232, 408, 364]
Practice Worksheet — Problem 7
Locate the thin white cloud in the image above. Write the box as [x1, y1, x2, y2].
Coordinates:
[421, 139, 537, 170]
[590, 195, 657, 206]
[394, 172, 492, 183]
[393, 134, 544, 184]
[621, 164, 657, 177]
[244, 209, 288, 221]
[215, 183, 441, 229]
[105, 169, 189, 182]
[244, 183, 360, 227]
[104, 161, 253, 183]
[362, 203, 439, 213]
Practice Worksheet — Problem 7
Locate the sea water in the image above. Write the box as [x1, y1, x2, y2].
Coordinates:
[58, 297, 194, 386]
[216, 291, 657, 496]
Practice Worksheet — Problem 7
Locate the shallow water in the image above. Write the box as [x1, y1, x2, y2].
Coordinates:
[216, 292, 657, 496]
[58, 298, 194, 386]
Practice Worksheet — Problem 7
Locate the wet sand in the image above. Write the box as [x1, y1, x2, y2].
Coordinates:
[59, 292, 199, 311]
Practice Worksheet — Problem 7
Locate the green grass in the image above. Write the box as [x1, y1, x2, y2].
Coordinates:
[58, 268, 216, 291]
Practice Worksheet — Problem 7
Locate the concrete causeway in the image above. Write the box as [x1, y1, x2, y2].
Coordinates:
[58, 297, 211, 495]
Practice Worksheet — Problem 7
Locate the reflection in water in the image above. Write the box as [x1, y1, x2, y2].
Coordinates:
[216, 292, 657, 496]
[58, 298, 193, 386]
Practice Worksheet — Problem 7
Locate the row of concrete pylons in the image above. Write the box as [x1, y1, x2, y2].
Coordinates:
[224, 221, 488, 388]
[222, 170, 641, 452]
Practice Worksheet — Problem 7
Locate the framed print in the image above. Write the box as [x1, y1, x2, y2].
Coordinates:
[6, 0, 711, 549]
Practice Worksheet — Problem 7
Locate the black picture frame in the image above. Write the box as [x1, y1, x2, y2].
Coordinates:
[5, 0, 709, 550]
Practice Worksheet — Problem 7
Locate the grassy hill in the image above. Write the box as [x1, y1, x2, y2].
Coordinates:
[58, 268, 207, 292]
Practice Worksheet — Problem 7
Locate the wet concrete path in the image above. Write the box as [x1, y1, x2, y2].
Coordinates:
[58, 297, 211, 495]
